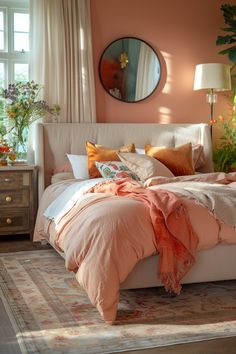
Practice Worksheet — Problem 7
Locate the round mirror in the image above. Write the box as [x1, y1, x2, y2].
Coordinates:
[99, 37, 161, 103]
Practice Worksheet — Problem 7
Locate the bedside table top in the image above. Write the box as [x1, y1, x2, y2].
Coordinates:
[0, 164, 36, 171]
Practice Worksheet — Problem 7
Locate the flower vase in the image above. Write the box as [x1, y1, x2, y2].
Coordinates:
[15, 140, 27, 161]
[14, 126, 28, 162]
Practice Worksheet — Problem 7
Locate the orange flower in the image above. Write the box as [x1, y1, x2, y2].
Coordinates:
[210, 119, 217, 124]
[0, 145, 10, 153]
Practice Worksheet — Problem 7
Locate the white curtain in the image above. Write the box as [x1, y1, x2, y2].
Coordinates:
[135, 42, 160, 101]
[29, 0, 96, 123]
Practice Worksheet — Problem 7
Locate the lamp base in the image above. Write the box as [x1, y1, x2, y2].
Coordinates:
[206, 91, 217, 104]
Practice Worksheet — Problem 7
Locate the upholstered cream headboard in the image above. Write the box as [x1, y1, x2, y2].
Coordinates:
[35, 122, 213, 200]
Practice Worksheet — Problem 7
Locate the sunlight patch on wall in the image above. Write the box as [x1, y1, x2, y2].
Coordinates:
[160, 51, 172, 94]
[158, 106, 172, 123]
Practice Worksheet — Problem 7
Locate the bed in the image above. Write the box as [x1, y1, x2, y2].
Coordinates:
[33, 122, 236, 324]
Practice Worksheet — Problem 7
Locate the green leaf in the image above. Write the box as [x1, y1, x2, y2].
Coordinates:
[218, 48, 231, 55]
[221, 27, 236, 32]
[218, 45, 236, 55]
[221, 4, 236, 24]
[228, 19, 236, 28]
[216, 35, 236, 45]
[229, 48, 236, 62]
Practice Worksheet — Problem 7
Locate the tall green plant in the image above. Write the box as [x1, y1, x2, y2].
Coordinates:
[214, 4, 236, 172]
[216, 4, 236, 106]
[213, 118, 236, 172]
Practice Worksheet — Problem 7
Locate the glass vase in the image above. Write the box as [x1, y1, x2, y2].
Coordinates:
[12, 126, 28, 162]
[15, 140, 28, 161]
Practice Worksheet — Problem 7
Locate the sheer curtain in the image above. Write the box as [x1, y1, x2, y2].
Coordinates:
[135, 42, 160, 101]
[30, 0, 96, 122]
[28, 0, 96, 162]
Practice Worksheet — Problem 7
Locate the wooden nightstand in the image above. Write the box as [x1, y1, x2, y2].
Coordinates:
[0, 165, 37, 240]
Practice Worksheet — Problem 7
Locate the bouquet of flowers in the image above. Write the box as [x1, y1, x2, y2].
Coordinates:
[0, 142, 10, 163]
[0, 138, 16, 165]
[0, 81, 60, 159]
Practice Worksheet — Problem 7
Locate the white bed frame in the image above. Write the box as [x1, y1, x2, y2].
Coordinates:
[35, 122, 236, 289]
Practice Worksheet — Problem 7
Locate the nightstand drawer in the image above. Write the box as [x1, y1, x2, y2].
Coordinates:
[0, 171, 30, 190]
[0, 165, 37, 239]
[0, 189, 29, 207]
[0, 208, 29, 232]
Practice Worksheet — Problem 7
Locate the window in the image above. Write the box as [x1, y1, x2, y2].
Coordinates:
[0, 10, 4, 51]
[13, 11, 29, 52]
[0, 0, 29, 89]
[0, 61, 5, 87]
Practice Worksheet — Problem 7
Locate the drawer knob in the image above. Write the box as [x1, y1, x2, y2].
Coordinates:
[5, 196, 12, 202]
[6, 218, 12, 225]
[4, 178, 11, 182]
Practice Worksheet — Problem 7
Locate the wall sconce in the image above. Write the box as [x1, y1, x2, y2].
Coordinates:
[193, 63, 231, 136]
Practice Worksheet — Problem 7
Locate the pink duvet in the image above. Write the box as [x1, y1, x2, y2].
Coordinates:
[34, 172, 236, 324]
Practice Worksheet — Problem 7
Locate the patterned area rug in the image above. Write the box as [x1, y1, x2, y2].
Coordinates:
[1, 249, 236, 354]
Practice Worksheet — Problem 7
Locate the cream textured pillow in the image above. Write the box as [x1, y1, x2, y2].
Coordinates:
[117, 152, 174, 181]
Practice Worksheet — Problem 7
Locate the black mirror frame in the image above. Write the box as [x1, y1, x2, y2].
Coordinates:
[98, 36, 161, 103]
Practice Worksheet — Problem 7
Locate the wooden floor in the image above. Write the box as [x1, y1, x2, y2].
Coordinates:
[0, 236, 236, 354]
[0, 234, 51, 354]
[0, 234, 52, 253]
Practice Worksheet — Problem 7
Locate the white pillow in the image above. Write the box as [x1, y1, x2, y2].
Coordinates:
[135, 148, 145, 154]
[67, 154, 89, 179]
[118, 152, 174, 181]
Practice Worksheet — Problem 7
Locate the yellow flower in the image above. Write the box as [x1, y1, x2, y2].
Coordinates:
[119, 52, 129, 69]
[6, 110, 16, 118]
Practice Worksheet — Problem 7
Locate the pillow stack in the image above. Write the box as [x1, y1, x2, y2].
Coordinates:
[65, 140, 206, 183]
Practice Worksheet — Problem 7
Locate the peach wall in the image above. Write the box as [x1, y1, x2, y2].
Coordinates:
[90, 0, 231, 127]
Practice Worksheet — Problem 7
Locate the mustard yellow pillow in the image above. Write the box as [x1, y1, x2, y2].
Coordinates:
[86, 141, 136, 178]
[145, 143, 194, 176]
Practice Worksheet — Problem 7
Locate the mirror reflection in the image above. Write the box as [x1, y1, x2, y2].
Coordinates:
[99, 37, 161, 103]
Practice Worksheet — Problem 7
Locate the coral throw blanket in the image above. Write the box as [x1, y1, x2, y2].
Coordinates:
[88, 178, 199, 295]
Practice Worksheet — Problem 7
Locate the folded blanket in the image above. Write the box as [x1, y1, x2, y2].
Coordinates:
[150, 181, 236, 229]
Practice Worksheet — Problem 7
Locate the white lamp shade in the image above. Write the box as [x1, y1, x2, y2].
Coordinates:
[193, 63, 231, 91]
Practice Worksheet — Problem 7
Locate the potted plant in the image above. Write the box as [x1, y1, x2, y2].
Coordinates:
[0, 81, 60, 160]
[213, 116, 236, 172]
[213, 4, 236, 171]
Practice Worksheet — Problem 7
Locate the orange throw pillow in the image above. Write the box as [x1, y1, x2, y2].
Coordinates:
[86, 141, 136, 178]
[145, 143, 194, 176]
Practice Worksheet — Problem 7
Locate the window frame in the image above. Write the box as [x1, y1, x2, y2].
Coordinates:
[0, 58, 7, 87]
[12, 59, 29, 82]
[11, 8, 30, 53]
[0, 6, 7, 52]
[0, 0, 29, 87]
